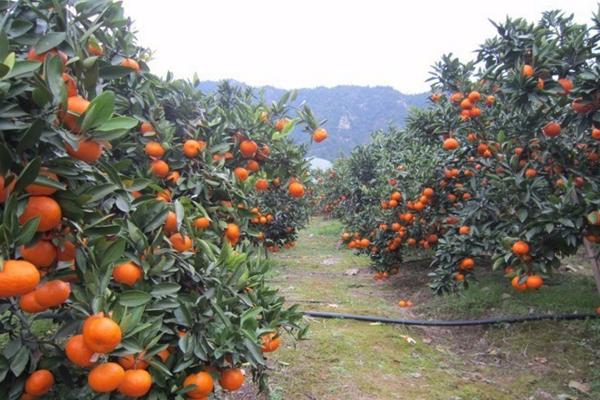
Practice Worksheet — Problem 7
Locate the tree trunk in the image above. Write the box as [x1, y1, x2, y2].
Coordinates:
[583, 238, 600, 295]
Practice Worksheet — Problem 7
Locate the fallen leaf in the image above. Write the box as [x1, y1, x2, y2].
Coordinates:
[344, 268, 359, 276]
[568, 380, 590, 394]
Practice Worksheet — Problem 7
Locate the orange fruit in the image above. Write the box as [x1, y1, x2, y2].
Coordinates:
[526, 275, 543, 290]
[25, 369, 54, 396]
[57, 240, 76, 262]
[313, 127, 328, 142]
[234, 167, 249, 181]
[450, 92, 463, 103]
[454, 273, 465, 282]
[167, 170, 180, 183]
[183, 140, 202, 158]
[194, 217, 210, 230]
[61, 96, 90, 132]
[0, 260, 40, 297]
[140, 121, 154, 134]
[83, 315, 122, 353]
[157, 348, 170, 363]
[511, 240, 529, 256]
[66, 139, 103, 163]
[542, 122, 561, 137]
[65, 334, 96, 367]
[592, 128, 600, 140]
[288, 182, 305, 198]
[558, 78, 573, 94]
[112, 262, 143, 287]
[525, 168, 537, 178]
[255, 178, 269, 191]
[183, 372, 214, 398]
[27, 48, 68, 64]
[169, 233, 193, 252]
[62, 74, 78, 96]
[246, 160, 260, 172]
[118, 369, 153, 397]
[88, 362, 125, 392]
[20, 196, 62, 232]
[511, 276, 527, 292]
[120, 58, 140, 72]
[443, 138, 459, 150]
[459, 258, 474, 270]
[87, 41, 104, 56]
[423, 188, 434, 197]
[219, 368, 244, 391]
[20, 291, 46, 313]
[398, 300, 407, 307]
[164, 211, 178, 234]
[151, 160, 170, 178]
[261, 332, 281, 352]
[34, 279, 71, 308]
[21, 240, 57, 268]
[25, 170, 59, 196]
[225, 223, 240, 243]
[274, 118, 290, 132]
[118, 354, 149, 370]
[458, 226, 470, 235]
[467, 91, 481, 103]
[239, 140, 258, 158]
[522, 64, 534, 77]
[145, 141, 165, 158]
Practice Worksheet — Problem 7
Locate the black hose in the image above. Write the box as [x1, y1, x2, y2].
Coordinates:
[303, 311, 600, 327]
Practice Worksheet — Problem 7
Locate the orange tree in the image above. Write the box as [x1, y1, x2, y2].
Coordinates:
[0, 0, 325, 398]
[326, 9, 600, 294]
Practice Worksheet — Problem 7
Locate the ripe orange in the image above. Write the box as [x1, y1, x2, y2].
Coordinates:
[450, 92, 463, 103]
[239, 140, 258, 158]
[83, 315, 122, 353]
[526, 274, 543, 290]
[458, 226, 470, 235]
[87, 41, 104, 56]
[65, 334, 95, 367]
[169, 233, 193, 252]
[34, 279, 71, 308]
[113, 262, 143, 287]
[118, 354, 149, 370]
[21, 240, 57, 268]
[274, 118, 290, 132]
[66, 139, 103, 163]
[423, 188, 434, 197]
[88, 362, 125, 392]
[0, 260, 40, 297]
[255, 178, 269, 191]
[219, 368, 244, 391]
[120, 58, 140, 72]
[288, 182, 305, 198]
[183, 372, 214, 397]
[261, 332, 281, 352]
[225, 223, 240, 243]
[313, 127, 328, 142]
[542, 122, 561, 137]
[183, 140, 202, 158]
[443, 138, 459, 151]
[118, 369, 153, 397]
[151, 160, 170, 178]
[459, 258, 475, 270]
[164, 211, 178, 234]
[25, 369, 54, 396]
[525, 168, 537, 178]
[558, 78, 573, 94]
[25, 170, 59, 196]
[485, 95, 495, 105]
[145, 141, 165, 158]
[194, 217, 210, 229]
[511, 276, 527, 292]
[522, 64, 534, 77]
[454, 273, 465, 282]
[19, 196, 62, 232]
[390, 191, 402, 201]
[57, 240, 76, 262]
[234, 167, 249, 181]
[467, 91, 481, 103]
[27, 48, 68, 64]
[61, 95, 90, 132]
[511, 240, 529, 256]
[140, 121, 154, 134]
[167, 171, 180, 183]
[592, 128, 600, 140]
[20, 291, 46, 313]
[246, 159, 260, 172]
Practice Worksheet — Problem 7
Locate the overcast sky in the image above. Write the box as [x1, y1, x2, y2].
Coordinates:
[120, 0, 598, 94]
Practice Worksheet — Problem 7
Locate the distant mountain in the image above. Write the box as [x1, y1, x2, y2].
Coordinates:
[198, 81, 428, 161]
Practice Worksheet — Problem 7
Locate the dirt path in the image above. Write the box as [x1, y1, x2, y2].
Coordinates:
[232, 217, 600, 400]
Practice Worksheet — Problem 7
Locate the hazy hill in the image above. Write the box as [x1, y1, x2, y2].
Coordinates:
[198, 81, 428, 161]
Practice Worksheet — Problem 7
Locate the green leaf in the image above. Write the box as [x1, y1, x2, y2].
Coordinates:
[0, 31, 8, 61]
[9, 347, 29, 376]
[119, 291, 152, 307]
[150, 283, 181, 296]
[99, 65, 134, 79]
[3, 60, 41, 79]
[80, 91, 115, 134]
[15, 218, 40, 245]
[95, 116, 137, 132]
[44, 53, 66, 105]
[16, 120, 45, 154]
[100, 238, 126, 267]
[14, 157, 41, 193]
[35, 32, 66, 54]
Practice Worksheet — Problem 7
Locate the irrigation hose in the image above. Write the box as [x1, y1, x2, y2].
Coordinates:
[302, 311, 600, 327]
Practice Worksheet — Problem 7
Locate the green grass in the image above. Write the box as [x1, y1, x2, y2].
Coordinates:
[263, 217, 600, 400]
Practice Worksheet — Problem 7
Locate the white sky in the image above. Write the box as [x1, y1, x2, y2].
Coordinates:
[120, 0, 598, 94]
